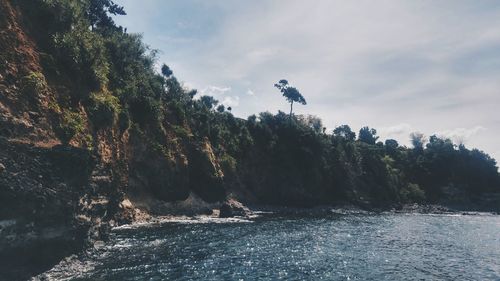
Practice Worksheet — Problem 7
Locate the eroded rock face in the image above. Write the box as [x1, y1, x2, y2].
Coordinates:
[188, 138, 226, 203]
[0, 139, 89, 280]
[127, 128, 190, 202]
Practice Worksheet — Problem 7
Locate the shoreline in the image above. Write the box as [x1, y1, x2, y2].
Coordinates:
[112, 202, 499, 229]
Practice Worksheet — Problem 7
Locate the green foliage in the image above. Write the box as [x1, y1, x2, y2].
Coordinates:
[55, 109, 86, 145]
[86, 0, 126, 30]
[333, 125, 356, 141]
[199, 95, 219, 110]
[20, 72, 48, 101]
[172, 125, 191, 140]
[400, 183, 426, 203]
[216, 104, 225, 113]
[385, 139, 399, 149]
[128, 94, 162, 125]
[168, 101, 186, 123]
[161, 64, 173, 78]
[274, 79, 306, 105]
[220, 154, 237, 176]
[87, 91, 120, 128]
[53, 19, 110, 93]
[83, 133, 94, 151]
[358, 126, 378, 144]
[274, 79, 306, 117]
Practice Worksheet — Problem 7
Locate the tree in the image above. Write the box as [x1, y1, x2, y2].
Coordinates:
[358, 126, 378, 144]
[161, 64, 173, 78]
[200, 95, 218, 110]
[87, 0, 126, 30]
[410, 132, 426, 152]
[385, 139, 399, 149]
[333, 125, 356, 141]
[274, 79, 306, 118]
[216, 104, 225, 113]
[385, 139, 399, 155]
[298, 115, 323, 134]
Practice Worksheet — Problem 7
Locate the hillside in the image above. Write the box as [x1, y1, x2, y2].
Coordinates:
[0, 0, 499, 279]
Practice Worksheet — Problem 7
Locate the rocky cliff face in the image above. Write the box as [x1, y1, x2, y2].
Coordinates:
[0, 1, 228, 278]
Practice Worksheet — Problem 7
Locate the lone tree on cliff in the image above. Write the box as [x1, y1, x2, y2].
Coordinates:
[274, 79, 306, 118]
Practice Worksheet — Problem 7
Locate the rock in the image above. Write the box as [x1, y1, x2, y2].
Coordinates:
[219, 199, 251, 218]
[119, 198, 133, 210]
[0, 162, 5, 173]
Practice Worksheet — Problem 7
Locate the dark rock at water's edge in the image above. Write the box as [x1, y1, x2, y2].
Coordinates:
[246, 202, 500, 218]
[219, 199, 252, 218]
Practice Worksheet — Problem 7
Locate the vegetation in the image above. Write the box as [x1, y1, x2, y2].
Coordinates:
[87, 91, 120, 128]
[274, 79, 306, 118]
[15, 0, 500, 207]
[20, 72, 48, 100]
[54, 109, 85, 145]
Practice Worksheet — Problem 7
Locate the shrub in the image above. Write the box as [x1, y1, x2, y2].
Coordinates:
[168, 100, 186, 123]
[172, 125, 191, 140]
[55, 109, 86, 145]
[400, 183, 426, 203]
[128, 95, 162, 125]
[53, 18, 109, 94]
[220, 154, 237, 176]
[87, 91, 120, 128]
[20, 72, 48, 101]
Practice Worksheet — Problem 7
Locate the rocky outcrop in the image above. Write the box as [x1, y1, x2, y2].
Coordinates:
[219, 199, 252, 218]
[0, 139, 88, 280]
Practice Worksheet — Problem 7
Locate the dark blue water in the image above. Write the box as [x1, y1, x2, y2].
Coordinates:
[45, 213, 500, 280]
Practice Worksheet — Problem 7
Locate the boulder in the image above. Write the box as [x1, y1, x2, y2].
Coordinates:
[219, 199, 251, 218]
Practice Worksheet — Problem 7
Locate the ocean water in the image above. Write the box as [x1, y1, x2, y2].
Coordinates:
[45, 213, 500, 280]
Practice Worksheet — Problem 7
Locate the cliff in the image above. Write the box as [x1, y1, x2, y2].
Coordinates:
[0, 1, 227, 278]
[1, 1, 499, 279]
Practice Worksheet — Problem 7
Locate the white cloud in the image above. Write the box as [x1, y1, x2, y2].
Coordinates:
[198, 85, 240, 107]
[379, 123, 413, 136]
[199, 85, 231, 97]
[436, 126, 486, 145]
[221, 96, 240, 107]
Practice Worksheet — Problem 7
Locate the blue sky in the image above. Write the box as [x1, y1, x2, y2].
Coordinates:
[114, 0, 500, 162]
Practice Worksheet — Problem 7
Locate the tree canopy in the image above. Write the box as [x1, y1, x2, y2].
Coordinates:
[274, 79, 306, 117]
[358, 126, 379, 144]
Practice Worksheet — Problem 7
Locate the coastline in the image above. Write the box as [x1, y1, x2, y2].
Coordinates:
[110, 202, 500, 231]
[32, 203, 498, 280]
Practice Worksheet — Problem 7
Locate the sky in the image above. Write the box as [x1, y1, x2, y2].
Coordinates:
[114, 0, 500, 162]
